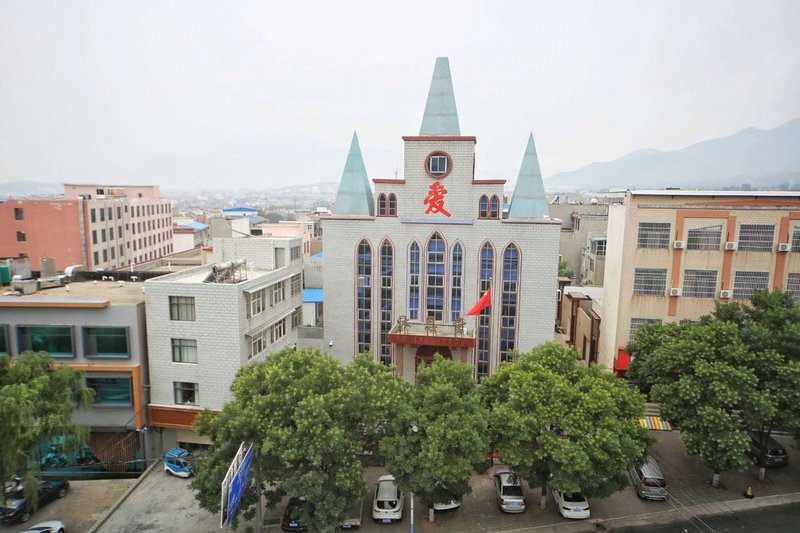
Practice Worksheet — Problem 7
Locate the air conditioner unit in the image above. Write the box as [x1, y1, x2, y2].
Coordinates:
[778, 243, 791, 252]
[669, 287, 682, 297]
[724, 242, 738, 251]
[719, 290, 733, 299]
[673, 240, 686, 249]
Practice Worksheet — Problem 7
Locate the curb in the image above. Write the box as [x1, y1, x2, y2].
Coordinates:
[87, 459, 161, 533]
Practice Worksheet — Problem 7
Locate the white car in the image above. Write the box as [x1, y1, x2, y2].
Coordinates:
[432, 499, 460, 511]
[19, 520, 66, 533]
[552, 489, 590, 519]
[372, 475, 404, 523]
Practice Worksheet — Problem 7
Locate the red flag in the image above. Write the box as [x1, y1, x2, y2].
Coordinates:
[466, 288, 492, 316]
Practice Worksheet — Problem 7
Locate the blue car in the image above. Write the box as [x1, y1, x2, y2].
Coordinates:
[164, 448, 196, 477]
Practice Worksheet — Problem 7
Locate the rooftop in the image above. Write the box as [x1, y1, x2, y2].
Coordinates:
[145, 262, 284, 285]
[629, 190, 800, 198]
[0, 279, 146, 307]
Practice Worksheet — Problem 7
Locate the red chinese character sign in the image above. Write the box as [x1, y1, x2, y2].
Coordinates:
[424, 181, 451, 217]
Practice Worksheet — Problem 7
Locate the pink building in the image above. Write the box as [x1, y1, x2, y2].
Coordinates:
[257, 220, 315, 258]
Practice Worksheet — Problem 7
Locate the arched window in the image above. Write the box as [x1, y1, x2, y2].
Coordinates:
[490, 195, 500, 219]
[379, 241, 393, 366]
[477, 243, 494, 379]
[479, 195, 489, 218]
[408, 242, 421, 320]
[451, 243, 463, 321]
[377, 194, 387, 216]
[426, 233, 446, 321]
[356, 240, 372, 353]
[500, 244, 519, 363]
[388, 194, 397, 216]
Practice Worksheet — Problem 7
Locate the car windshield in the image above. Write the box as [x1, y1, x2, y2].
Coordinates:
[502, 485, 523, 497]
[563, 492, 585, 503]
[643, 478, 666, 488]
[285, 500, 308, 521]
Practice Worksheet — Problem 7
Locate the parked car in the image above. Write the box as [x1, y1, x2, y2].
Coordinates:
[372, 475, 404, 523]
[552, 489, 590, 520]
[339, 498, 363, 529]
[629, 455, 668, 500]
[19, 520, 66, 533]
[432, 499, 461, 512]
[281, 497, 312, 531]
[164, 447, 196, 477]
[746, 432, 789, 467]
[0, 479, 69, 524]
[493, 469, 526, 513]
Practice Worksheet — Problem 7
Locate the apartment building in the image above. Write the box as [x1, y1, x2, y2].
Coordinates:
[0, 279, 154, 469]
[144, 236, 303, 449]
[601, 190, 800, 371]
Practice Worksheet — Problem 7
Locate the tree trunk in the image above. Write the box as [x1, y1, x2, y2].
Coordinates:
[539, 481, 548, 510]
[712, 471, 720, 488]
[758, 466, 765, 481]
[428, 505, 435, 523]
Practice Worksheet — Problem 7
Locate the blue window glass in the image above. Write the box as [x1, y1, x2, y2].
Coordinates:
[84, 327, 129, 358]
[426, 233, 445, 321]
[408, 242, 421, 320]
[357, 240, 372, 354]
[0, 326, 8, 355]
[477, 244, 494, 379]
[500, 244, 519, 363]
[479, 196, 489, 218]
[18, 326, 74, 357]
[86, 377, 133, 405]
[377, 194, 387, 216]
[451, 244, 463, 321]
[490, 196, 500, 218]
[380, 241, 393, 366]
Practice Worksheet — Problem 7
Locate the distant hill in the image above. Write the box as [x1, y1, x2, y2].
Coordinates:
[0, 180, 63, 198]
[546, 118, 800, 191]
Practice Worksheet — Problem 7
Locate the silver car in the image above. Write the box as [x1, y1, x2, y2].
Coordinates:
[493, 469, 526, 513]
[372, 475, 404, 523]
[629, 455, 668, 500]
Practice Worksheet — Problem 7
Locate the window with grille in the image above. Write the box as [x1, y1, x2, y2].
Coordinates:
[682, 269, 717, 298]
[408, 242, 420, 320]
[379, 241, 394, 366]
[450, 243, 463, 321]
[172, 338, 198, 363]
[388, 194, 397, 216]
[590, 239, 606, 256]
[499, 244, 519, 363]
[786, 273, 800, 303]
[377, 193, 387, 216]
[490, 196, 500, 219]
[633, 268, 667, 296]
[687, 225, 722, 250]
[290, 246, 301, 260]
[733, 271, 770, 299]
[478, 195, 489, 218]
[426, 233, 445, 321]
[637, 223, 671, 249]
[629, 318, 661, 343]
[477, 243, 493, 379]
[792, 228, 800, 252]
[169, 296, 196, 321]
[356, 240, 372, 353]
[290, 274, 302, 296]
[738, 224, 774, 252]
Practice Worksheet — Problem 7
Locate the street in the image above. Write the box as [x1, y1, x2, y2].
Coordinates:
[613, 502, 800, 532]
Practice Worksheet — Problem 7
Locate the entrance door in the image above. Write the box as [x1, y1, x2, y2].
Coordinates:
[415, 345, 453, 370]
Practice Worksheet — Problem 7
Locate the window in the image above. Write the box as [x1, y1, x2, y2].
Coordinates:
[117, 207, 122, 219]
[110, 247, 115, 260]
[101, 229, 107, 242]
[427, 153, 449, 177]
[93, 251, 99, 265]
[290, 246, 301, 261]
[169, 296, 196, 321]
[171, 338, 198, 363]
[733, 271, 770, 299]
[426, 233, 445, 321]
[248, 328, 269, 359]
[477, 243, 494, 379]
[102, 249, 108, 262]
[18, 326, 74, 357]
[450, 243, 463, 321]
[682, 270, 718, 298]
[290, 274, 302, 296]
[738, 224, 774, 252]
[100, 208, 105, 222]
[246, 289, 265, 317]
[637, 222, 670, 249]
[174, 382, 198, 405]
[408, 242, 420, 320]
[792, 228, 800, 252]
[490, 195, 500, 219]
[84, 327, 129, 357]
[500, 244, 519, 363]
[786, 273, 800, 303]
[292, 306, 302, 329]
[633, 268, 667, 296]
[90, 208, 96, 223]
[86, 377, 132, 406]
[629, 318, 661, 343]
[388, 194, 397, 216]
[357, 240, 372, 353]
[479, 196, 489, 218]
[14, 207, 23, 220]
[16, 231, 25, 242]
[92, 230, 97, 245]
[270, 282, 285, 306]
[0, 325, 8, 355]
[590, 239, 606, 256]
[107, 207, 112, 220]
[271, 317, 286, 343]
[687, 225, 722, 250]
[377, 193, 387, 216]
[379, 241, 393, 366]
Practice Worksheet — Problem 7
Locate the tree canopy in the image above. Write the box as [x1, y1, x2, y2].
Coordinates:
[481, 343, 650, 508]
[191, 348, 404, 531]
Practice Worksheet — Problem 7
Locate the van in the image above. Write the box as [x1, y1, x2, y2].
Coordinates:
[629, 455, 667, 500]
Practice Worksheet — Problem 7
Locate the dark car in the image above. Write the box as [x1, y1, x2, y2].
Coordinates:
[0, 479, 69, 524]
[281, 497, 312, 531]
[747, 432, 789, 467]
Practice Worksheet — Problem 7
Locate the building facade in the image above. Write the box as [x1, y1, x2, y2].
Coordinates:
[600, 190, 800, 371]
[144, 236, 303, 449]
[323, 58, 560, 382]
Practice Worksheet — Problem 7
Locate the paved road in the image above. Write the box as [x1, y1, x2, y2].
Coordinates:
[613, 502, 800, 532]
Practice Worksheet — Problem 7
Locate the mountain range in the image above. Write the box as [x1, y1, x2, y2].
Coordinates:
[545, 118, 800, 191]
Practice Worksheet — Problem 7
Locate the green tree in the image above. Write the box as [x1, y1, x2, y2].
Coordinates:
[0, 352, 91, 506]
[558, 260, 575, 279]
[380, 355, 488, 522]
[191, 348, 404, 531]
[481, 343, 650, 509]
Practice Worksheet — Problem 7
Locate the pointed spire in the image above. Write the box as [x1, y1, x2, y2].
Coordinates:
[419, 57, 461, 136]
[334, 132, 374, 216]
[508, 133, 549, 218]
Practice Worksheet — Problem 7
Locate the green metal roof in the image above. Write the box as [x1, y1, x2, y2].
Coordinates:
[419, 57, 461, 136]
[508, 133, 549, 218]
[334, 132, 374, 216]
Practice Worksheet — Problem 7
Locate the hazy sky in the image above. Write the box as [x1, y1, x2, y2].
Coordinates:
[1, 1, 799, 189]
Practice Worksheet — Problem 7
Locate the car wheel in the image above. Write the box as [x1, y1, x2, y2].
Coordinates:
[20, 510, 31, 523]
[58, 487, 68, 498]
[166, 468, 173, 476]
[751, 455, 759, 466]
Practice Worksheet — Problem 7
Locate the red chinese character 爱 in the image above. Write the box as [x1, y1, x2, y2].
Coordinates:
[424, 181, 451, 217]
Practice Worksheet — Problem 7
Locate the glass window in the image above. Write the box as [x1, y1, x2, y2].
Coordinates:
[377, 194, 387, 216]
[629, 318, 661, 343]
[0, 325, 8, 355]
[174, 382, 198, 406]
[633, 268, 667, 296]
[477, 243, 494, 379]
[14, 207, 24, 220]
[171, 338, 198, 363]
[426, 233, 445, 321]
[92, 230, 97, 245]
[84, 327, 129, 357]
[271, 317, 286, 343]
[292, 306, 302, 329]
[450, 243, 463, 321]
[388, 194, 397, 216]
[93, 251, 99, 265]
[90, 209, 96, 223]
[107, 207, 112, 220]
[590, 239, 606, 256]
[682, 270, 718, 298]
[792, 228, 800, 253]
[270, 282, 285, 306]
[290, 246, 301, 261]
[786, 273, 800, 303]
[290, 274, 302, 296]
[733, 271, 770, 299]
[490, 196, 500, 219]
[169, 296, 196, 321]
[16, 231, 25, 242]
[18, 326, 74, 357]
[637, 223, 670, 249]
[357, 240, 372, 353]
[248, 327, 269, 359]
[408, 242, 420, 320]
[500, 244, 519, 363]
[687, 225, 722, 250]
[738, 224, 774, 252]
[247, 288, 265, 318]
[109, 227, 114, 240]
[428, 154, 448, 176]
[100, 208, 105, 222]
[479, 196, 489, 218]
[101, 229, 107, 242]
[86, 377, 132, 405]
[379, 241, 393, 366]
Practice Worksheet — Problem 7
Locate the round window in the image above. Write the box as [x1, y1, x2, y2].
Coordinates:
[425, 151, 453, 179]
